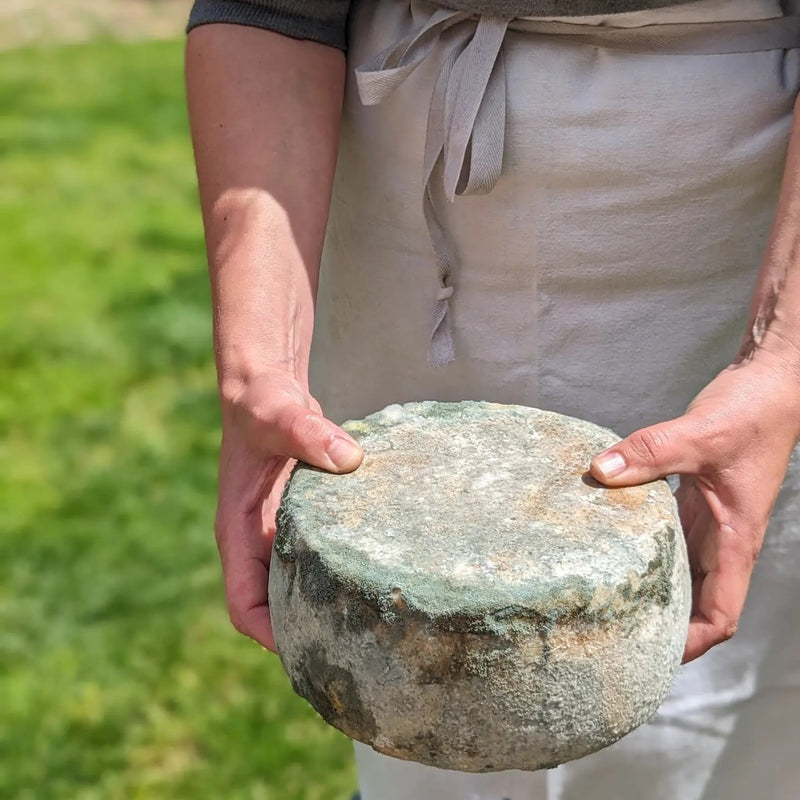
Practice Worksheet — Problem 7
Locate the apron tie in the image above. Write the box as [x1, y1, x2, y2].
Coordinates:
[356, 10, 510, 366]
[355, 9, 800, 366]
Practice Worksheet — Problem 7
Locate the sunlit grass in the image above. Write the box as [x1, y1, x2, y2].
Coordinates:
[0, 38, 355, 799]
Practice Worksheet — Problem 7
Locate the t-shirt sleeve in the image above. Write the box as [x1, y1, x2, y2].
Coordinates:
[187, 1, 352, 51]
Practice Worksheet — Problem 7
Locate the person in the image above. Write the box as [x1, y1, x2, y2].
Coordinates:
[185, 0, 800, 797]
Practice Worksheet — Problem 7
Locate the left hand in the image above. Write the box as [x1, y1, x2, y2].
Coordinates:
[589, 353, 800, 663]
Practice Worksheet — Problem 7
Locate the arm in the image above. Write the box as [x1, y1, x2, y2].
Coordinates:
[187, 22, 342, 394]
[186, 24, 362, 650]
[591, 96, 800, 663]
[739, 96, 800, 374]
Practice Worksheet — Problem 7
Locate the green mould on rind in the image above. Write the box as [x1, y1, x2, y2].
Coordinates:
[269, 401, 691, 772]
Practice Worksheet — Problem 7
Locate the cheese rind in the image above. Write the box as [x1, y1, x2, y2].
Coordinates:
[270, 401, 690, 772]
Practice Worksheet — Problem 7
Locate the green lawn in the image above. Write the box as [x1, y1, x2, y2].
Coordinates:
[0, 38, 356, 799]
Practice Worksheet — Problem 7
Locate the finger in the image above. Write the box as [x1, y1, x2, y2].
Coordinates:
[683, 618, 725, 664]
[225, 550, 276, 652]
[262, 459, 296, 534]
[260, 403, 363, 474]
[217, 508, 276, 652]
[682, 522, 755, 663]
[590, 417, 702, 486]
[215, 456, 277, 652]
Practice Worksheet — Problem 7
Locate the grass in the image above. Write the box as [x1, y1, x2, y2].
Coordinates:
[0, 38, 356, 799]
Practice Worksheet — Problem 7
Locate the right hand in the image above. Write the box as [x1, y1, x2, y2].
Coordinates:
[215, 368, 363, 651]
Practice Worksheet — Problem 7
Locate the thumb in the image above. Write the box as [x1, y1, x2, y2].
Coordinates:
[270, 404, 363, 474]
[590, 416, 700, 486]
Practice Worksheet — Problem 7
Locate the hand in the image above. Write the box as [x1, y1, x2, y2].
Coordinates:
[215, 368, 363, 651]
[589, 354, 800, 663]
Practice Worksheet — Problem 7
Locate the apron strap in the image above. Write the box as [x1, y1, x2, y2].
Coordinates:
[510, 15, 800, 55]
[355, 11, 800, 366]
[422, 16, 508, 366]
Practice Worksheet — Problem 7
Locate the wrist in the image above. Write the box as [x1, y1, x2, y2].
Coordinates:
[730, 333, 800, 442]
[218, 359, 305, 405]
[214, 301, 313, 393]
[214, 308, 312, 383]
[736, 325, 800, 379]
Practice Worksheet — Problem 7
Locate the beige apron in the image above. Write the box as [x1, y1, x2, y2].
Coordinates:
[308, 0, 800, 797]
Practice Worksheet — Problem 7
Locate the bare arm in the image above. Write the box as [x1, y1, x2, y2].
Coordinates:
[739, 95, 800, 374]
[186, 24, 362, 650]
[187, 22, 344, 392]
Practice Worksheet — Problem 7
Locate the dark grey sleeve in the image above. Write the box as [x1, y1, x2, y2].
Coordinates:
[187, 1, 352, 51]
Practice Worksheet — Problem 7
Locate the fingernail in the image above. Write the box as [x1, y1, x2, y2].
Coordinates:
[594, 451, 627, 480]
[327, 435, 361, 470]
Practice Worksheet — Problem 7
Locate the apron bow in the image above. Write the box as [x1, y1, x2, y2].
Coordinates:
[357, 10, 510, 366]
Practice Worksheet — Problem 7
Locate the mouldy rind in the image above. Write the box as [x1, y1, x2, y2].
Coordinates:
[269, 401, 690, 772]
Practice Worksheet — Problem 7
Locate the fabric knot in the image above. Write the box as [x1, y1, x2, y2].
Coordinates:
[436, 284, 454, 301]
[356, 10, 510, 366]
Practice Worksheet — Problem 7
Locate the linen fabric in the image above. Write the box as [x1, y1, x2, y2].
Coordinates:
[308, 0, 800, 797]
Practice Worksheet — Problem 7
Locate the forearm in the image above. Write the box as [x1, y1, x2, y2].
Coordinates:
[185, 24, 345, 397]
[740, 95, 800, 378]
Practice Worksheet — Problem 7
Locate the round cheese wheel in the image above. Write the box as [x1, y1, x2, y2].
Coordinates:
[269, 401, 690, 772]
